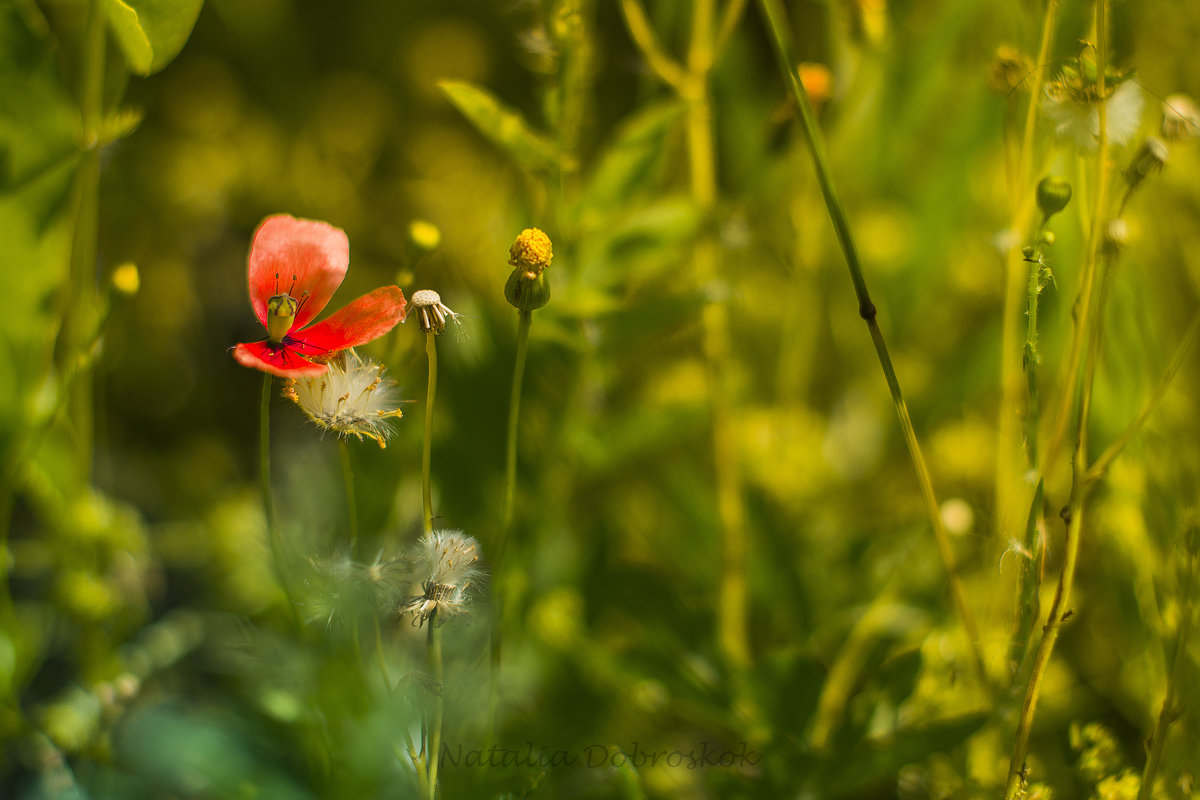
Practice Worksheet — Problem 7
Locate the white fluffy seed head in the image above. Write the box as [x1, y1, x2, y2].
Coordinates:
[283, 348, 404, 448]
[402, 530, 484, 626]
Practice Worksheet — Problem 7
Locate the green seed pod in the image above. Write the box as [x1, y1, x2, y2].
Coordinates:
[505, 270, 551, 311]
[1036, 176, 1072, 219]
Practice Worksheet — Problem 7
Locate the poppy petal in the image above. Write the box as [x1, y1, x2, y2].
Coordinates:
[248, 215, 349, 331]
[291, 286, 407, 353]
[233, 341, 329, 378]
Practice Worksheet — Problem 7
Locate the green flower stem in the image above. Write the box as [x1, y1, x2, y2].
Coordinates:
[758, 0, 990, 691]
[501, 310, 533, 540]
[1006, 9, 1111, 793]
[260, 376, 299, 623]
[339, 439, 358, 555]
[426, 620, 444, 800]
[1138, 540, 1196, 800]
[422, 332, 438, 536]
[996, 0, 1061, 583]
[63, 0, 108, 480]
[488, 308, 532, 750]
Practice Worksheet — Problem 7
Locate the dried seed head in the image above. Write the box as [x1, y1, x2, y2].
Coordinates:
[1161, 94, 1200, 141]
[401, 530, 484, 627]
[283, 349, 404, 448]
[508, 227, 553, 276]
[1122, 137, 1169, 195]
[408, 289, 460, 335]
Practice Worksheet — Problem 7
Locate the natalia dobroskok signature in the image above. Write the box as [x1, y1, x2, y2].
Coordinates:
[439, 741, 762, 770]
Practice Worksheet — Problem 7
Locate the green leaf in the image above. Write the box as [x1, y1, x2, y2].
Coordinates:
[582, 102, 683, 213]
[104, 0, 205, 76]
[439, 79, 571, 173]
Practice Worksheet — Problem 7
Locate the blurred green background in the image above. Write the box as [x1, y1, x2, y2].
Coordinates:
[2, 0, 1199, 797]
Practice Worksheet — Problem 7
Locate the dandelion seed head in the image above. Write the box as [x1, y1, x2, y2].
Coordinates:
[284, 348, 404, 448]
[408, 289, 462, 336]
[1043, 77, 1144, 150]
[402, 530, 484, 627]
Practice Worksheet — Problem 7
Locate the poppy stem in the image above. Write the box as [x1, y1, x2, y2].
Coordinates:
[422, 332, 438, 535]
[260, 375, 299, 623]
[339, 439, 358, 556]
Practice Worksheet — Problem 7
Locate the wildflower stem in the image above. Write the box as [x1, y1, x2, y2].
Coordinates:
[62, 0, 108, 480]
[1138, 538, 1197, 800]
[501, 310, 533, 540]
[426, 620, 444, 800]
[260, 376, 299, 622]
[422, 332, 438, 535]
[339, 440, 358, 555]
[489, 308, 532, 750]
[758, 0, 990, 691]
[997, 0, 1061, 581]
[1006, 8, 1111, 792]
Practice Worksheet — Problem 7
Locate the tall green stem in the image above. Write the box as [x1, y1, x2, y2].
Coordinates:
[422, 333, 438, 535]
[501, 311, 533, 540]
[64, 0, 107, 480]
[426, 620, 444, 800]
[488, 308, 532, 749]
[339, 440, 358, 555]
[758, 0, 989, 690]
[260, 376, 298, 620]
[1006, 10, 1111, 792]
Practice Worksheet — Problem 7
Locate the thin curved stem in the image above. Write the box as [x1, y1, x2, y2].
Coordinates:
[1086, 312, 1200, 486]
[339, 439, 358, 556]
[758, 0, 990, 691]
[1138, 543, 1196, 800]
[422, 333, 438, 535]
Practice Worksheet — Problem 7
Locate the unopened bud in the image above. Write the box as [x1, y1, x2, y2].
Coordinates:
[987, 45, 1034, 95]
[504, 269, 551, 312]
[1036, 176, 1072, 220]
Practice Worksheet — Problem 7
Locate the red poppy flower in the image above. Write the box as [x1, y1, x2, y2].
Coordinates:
[232, 214, 407, 377]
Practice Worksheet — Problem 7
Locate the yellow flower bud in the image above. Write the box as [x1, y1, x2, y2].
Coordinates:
[508, 227, 553, 274]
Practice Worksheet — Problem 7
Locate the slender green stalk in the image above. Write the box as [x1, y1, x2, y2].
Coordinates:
[422, 332, 438, 535]
[1006, 10, 1111, 791]
[62, 0, 107, 480]
[1138, 541, 1196, 800]
[426, 620, 444, 800]
[339, 440, 358, 555]
[1086, 312, 1200, 486]
[488, 308, 532, 750]
[758, 0, 990, 690]
[501, 311, 533, 539]
[260, 376, 300, 623]
[997, 0, 1061, 568]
